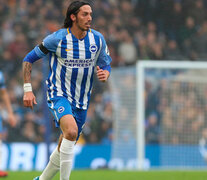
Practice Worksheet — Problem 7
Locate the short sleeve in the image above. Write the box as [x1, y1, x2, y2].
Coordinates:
[42, 32, 59, 53]
[96, 34, 112, 67]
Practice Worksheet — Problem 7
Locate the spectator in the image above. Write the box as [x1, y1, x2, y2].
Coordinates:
[118, 30, 137, 65]
[145, 113, 160, 144]
[1, 0, 207, 144]
[165, 40, 183, 60]
[190, 0, 206, 26]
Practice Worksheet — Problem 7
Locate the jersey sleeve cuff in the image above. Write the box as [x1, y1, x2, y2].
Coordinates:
[23, 46, 46, 63]
[100, 65, 111, 73]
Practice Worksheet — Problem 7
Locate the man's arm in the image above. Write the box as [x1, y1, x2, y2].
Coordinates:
[0, 89, 17, 127]
[23, 61, 32, 83]
[22, 31, 57, 108]
[95, 33, 112, 82]
[22, 43, 49, 109]
[23, 61, 37, 109]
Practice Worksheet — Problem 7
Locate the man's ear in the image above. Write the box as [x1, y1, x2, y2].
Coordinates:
[70, 14, 76, 22]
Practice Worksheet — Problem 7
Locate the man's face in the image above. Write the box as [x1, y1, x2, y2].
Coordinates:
[74, 5, 92, 31]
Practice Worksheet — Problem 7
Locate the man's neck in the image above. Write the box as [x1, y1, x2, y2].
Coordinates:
[70, 26, 87, 39]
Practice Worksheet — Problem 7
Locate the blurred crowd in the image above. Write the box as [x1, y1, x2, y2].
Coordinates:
[0, 0, 207, 144]
[145, 69, 207, 145]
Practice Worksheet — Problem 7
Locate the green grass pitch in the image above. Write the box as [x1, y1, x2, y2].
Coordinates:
[4, 170, 207, 180]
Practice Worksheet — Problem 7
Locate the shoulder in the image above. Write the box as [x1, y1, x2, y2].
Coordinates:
[45, 28, 68, 41]
[90, 29, 105, 40]
[53, 28, 68, 40]
[43, 29, 68, 50]
[90, 29, 107, 49]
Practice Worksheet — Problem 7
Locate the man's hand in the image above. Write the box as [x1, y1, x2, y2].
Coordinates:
[96, 66, 110, 82]
[23, 91, 37, 109]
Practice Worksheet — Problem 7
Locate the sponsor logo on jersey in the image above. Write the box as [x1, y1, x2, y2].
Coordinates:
[64, 59, 95, 67]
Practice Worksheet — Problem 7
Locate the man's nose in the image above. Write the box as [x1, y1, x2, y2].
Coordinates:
[88, 15, 92, 21]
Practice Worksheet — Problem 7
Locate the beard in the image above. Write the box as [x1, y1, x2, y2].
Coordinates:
[78, 25, 89, 31]
[76, 18, 90, 31]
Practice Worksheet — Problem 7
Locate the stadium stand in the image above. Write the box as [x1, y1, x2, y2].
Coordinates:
[0, 0, 207, 144]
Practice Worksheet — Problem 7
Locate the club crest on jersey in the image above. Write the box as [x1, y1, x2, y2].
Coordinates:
[58, 106, 65, 113]
[89, 44, 98, 53]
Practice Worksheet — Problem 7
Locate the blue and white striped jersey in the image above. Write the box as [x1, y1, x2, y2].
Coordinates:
[0, 71, 6, 89]
[35, 28, 112, 110]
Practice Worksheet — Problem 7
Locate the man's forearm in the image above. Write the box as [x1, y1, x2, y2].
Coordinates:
[23, 61, 32, 83]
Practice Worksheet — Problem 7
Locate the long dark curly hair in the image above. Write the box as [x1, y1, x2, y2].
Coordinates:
[63, 1, 91, 28]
